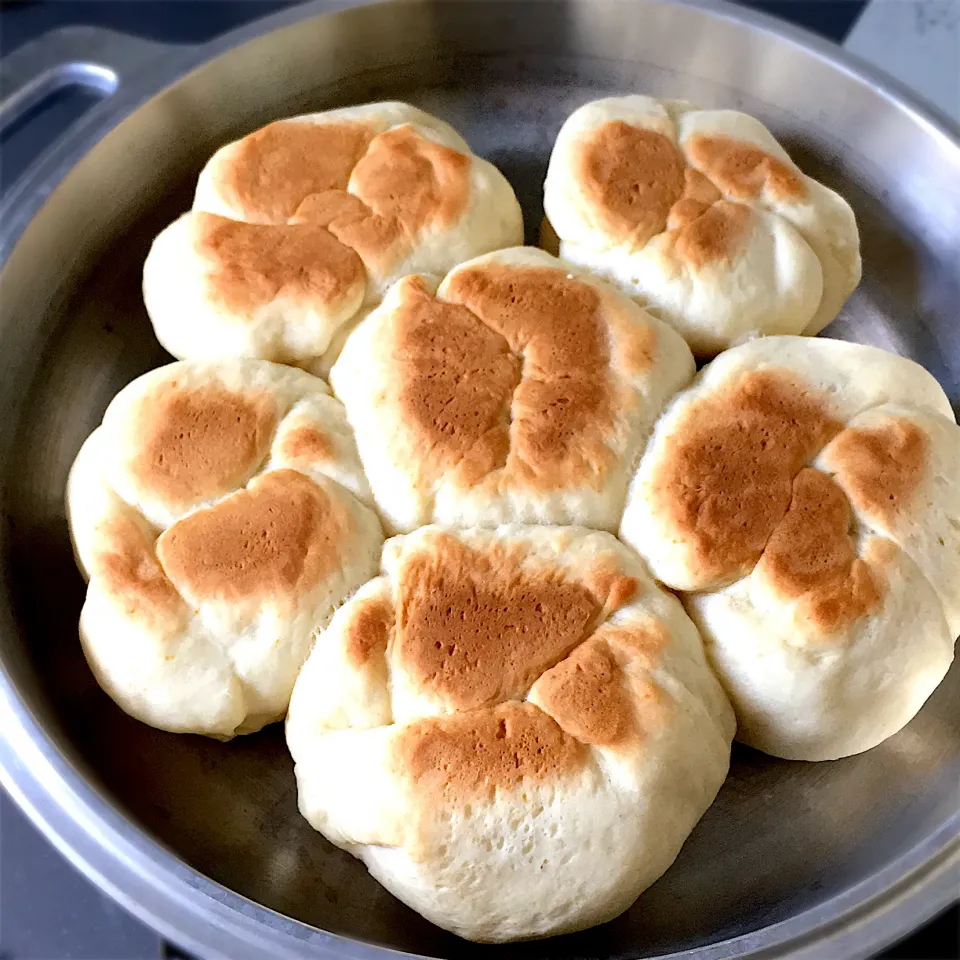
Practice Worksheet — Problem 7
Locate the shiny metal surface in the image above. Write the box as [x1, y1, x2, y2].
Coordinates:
[0, 26, 177, 131]
[0, 2, 958, 959]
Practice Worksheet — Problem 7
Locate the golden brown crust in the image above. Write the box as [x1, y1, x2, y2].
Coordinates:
[804, 561, 884, 638]
[290, 125, 471, 276]
[381, 531, 675, 798]
[601, 623, 671, 736]
[601, 620, 671, 672]
[395, 534, 602, 710]
[682, 168, 723, 206]
[292, 190, 403, 275]
[597, 291, 658, 378]
[653, 369, 842, 585]
[205, 121, 473, 298]
[665, 169, 723, 230]
[577, 122, 687, 248]
[92, 513, 186, 631]
[276, 425, 335, 464]
[824, 417, 928, 525]
[345, 594, 394, 668]
[576, 123, 759, 267]
[686, 134, 806, 204]
[156, 469, 350, 604]
[129, 381, 277, 508]
[195, 213, 365, 315]
[582, 559, 639, 620]
[533, 639, 633, 746]
[444, 264, 618, 490]
[291, 188, 374, 225]
[392, 701, 588, 804]
[392, 276, 520, 485]
[214, 120, 374, 222]
[756, 469, 885, 634]
[352, 126, 471, 237]
[758, 468, 857, 596]
[665, 200, 753, 270]
[617, 317, 658, 377]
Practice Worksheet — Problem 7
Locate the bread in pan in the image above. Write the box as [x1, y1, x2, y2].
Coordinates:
[543, 96, 861, 357]
[620, 336, 959, 760]
[286, 524, 735, 942]
[67, 360, 383, 738]
[143, 102, 523, 371]
[329, 246, 695, 534]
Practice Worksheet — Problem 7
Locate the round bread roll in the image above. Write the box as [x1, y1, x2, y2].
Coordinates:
[67, 360, 383, 738]
[143, 102, 524, 371]
[620, 337, 960, 760]
[287, 525, 735, 942]
[543, 96, 861, 357]
[329, 246, 695, 534]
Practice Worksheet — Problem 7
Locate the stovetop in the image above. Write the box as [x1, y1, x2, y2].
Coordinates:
[0, 2, 957, 958]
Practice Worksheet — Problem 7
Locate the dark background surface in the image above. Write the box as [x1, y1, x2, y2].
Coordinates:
[0, 1, 957, 958]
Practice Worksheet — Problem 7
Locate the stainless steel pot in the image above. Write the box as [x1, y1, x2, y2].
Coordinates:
[0, 2, 957, 958]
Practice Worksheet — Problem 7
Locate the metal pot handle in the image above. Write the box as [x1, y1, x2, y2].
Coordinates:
[0, 25, 184, 137]
[0, 25, 194, 258]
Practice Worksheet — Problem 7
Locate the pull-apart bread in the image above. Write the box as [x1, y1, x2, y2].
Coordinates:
[286, 525, 735, 942]
[544, 96, 861, 357]
[143, 102, 523, 372]
[67, 361, 383, 738]
[620, 337, 960, 760]
[330, 247, 695, 534]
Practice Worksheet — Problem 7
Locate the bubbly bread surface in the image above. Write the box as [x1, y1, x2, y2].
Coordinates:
[330, 246, 695, 533]
[620, 336, 959, 759]
[67, 360, 383, 738]
[143, 102, 524, 369]
[71, 92, 960, 942]
[287, 525, 735, 942]
[543, 96, 861, 356]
